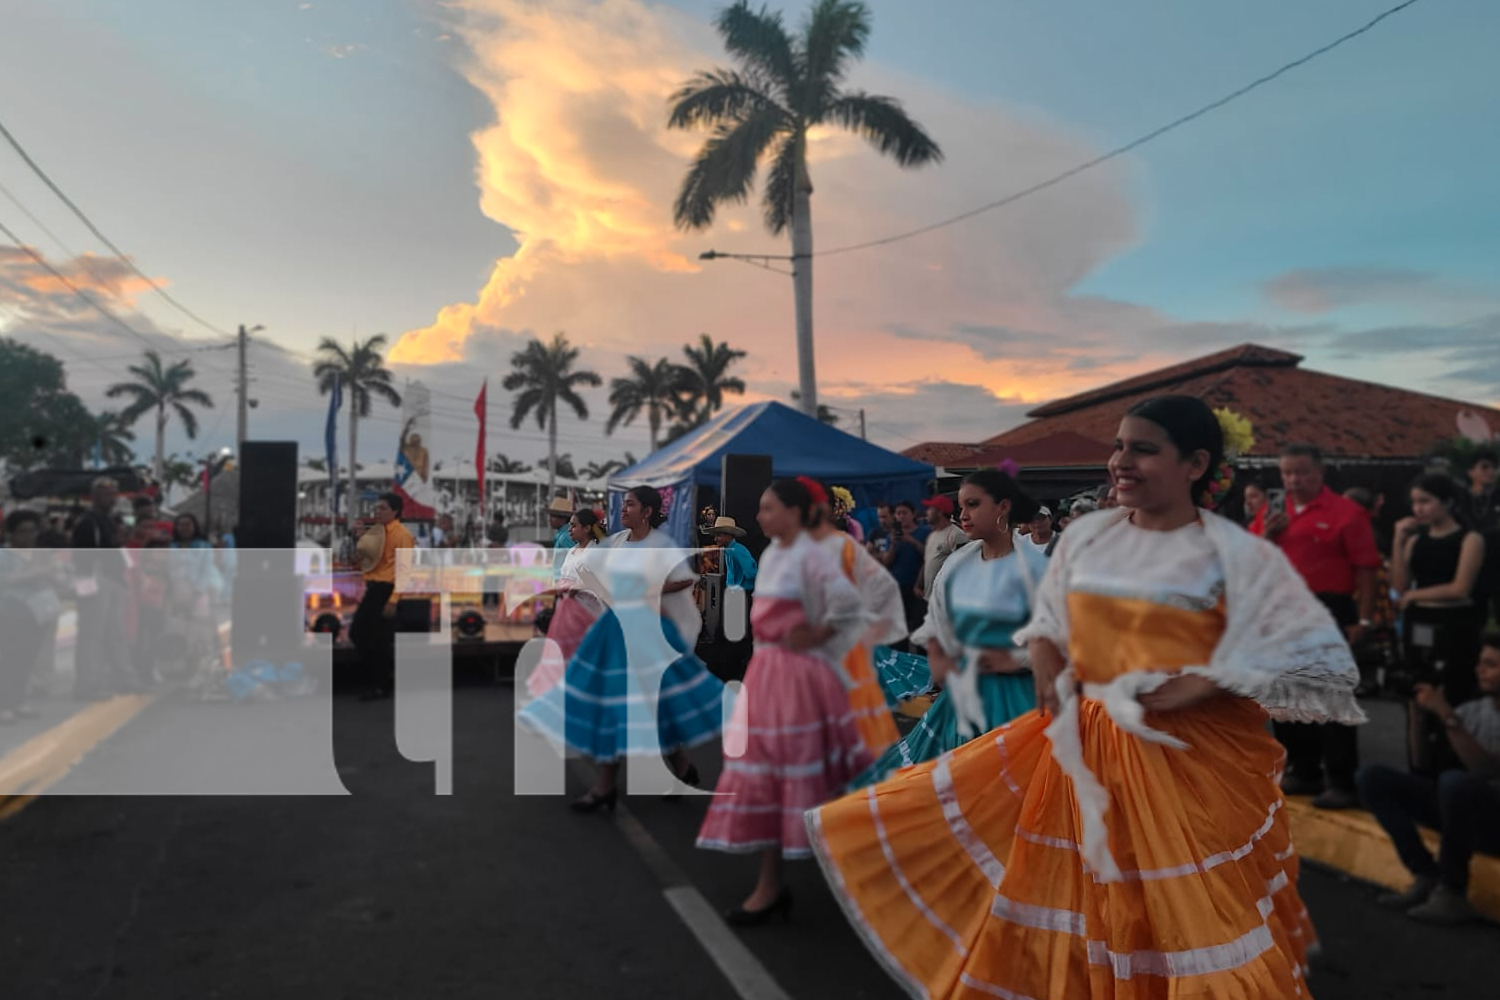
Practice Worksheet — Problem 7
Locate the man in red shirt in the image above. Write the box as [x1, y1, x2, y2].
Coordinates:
[1252, 443, 1381, 809]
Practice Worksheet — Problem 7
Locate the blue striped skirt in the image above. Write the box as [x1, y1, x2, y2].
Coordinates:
[518, 605, 726, 763]
[848, 671, 1036, 790]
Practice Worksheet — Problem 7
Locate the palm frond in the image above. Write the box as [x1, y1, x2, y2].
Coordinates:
[761, 132, 801, 235]
[668, 69, 782, 130]
[800, 0, 870, 101]
[673, 109, 786, 231]
[715, 1, 799, 98]
[172, 401, 201, 439]
[826, 92, 943, 166]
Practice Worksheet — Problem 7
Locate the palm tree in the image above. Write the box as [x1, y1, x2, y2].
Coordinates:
[790, 389, 839, 425]
[669, 0, 941, 417]
[581, 458, 628, 480]
[606, 356, 684, 452]
[312, 335, 402, 522]
[503, 332, 601, 497]
[160, 453, 199, 502]
[537, 453, 577, 480]
[105, 350, 214, 480]
[92, 410, 136, 467]
[676, 334, 747, 425]
[488, 454, 533, 475]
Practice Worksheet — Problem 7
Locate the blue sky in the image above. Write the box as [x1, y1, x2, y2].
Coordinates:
[1, 0, 1496, 468]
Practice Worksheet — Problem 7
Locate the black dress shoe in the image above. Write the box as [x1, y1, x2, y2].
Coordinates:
[663, 762, 701, 801]
[570, 788, 617, 814]
[726, 888, 793, 926]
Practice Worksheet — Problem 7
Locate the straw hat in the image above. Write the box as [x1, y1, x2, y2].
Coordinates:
[547, 497, 575, 516]
[701, 516, 745, 538]
[356, 522, 386, 573]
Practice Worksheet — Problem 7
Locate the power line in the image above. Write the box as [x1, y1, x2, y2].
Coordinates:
[0, 116, 235, 338]
[0, 203, 237, 379]
[0, 215, 178, 354]
[816, 0, 1424, 259]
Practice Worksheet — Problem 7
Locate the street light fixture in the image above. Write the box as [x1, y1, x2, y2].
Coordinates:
[698, 248, 813, 414]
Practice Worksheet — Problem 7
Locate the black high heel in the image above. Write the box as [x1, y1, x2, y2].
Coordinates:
[570, 788, 617, 814]
[726, 887, 793, 926]
[662, 762, 701, 801]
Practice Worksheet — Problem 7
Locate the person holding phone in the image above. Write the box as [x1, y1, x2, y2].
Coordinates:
[1251, 444, 1381, 809]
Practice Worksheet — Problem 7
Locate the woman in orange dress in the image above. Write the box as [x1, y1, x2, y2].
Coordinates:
[805, 478, 906, 756]
[807, 395, 1364, 999]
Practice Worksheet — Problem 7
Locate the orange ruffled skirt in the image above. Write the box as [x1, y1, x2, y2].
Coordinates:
[807, 695, 1315, 999]
[844, 641, 901, 756]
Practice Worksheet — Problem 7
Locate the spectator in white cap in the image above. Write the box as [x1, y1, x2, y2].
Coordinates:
[1026, 506, 1056, 555]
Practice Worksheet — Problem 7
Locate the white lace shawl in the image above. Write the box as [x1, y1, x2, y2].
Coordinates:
[918, 536, 1041, 739]
[1013, 508, 1366, 882]
[1014, 508, 1365, 725]
[758, 532, 871, 686]
[820, 533, 908, 650]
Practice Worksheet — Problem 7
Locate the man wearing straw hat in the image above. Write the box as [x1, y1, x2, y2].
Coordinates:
[546, 496, 577, 582]
[350, 492, 415, 701]
[701, 516, 757, 593]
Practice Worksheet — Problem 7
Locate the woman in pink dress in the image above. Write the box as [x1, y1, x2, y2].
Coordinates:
[527, 509, 608, 699]
[697, 478, 874, 924]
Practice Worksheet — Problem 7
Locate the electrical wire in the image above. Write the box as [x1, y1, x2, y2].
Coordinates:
[0, 116, 235, 338]
[815, 0, 1425, 259]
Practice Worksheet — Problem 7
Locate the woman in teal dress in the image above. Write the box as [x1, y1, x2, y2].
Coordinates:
[852, 468, 1047, 788]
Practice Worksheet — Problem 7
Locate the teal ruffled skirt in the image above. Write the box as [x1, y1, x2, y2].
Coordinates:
[848, 672, 1035, 790]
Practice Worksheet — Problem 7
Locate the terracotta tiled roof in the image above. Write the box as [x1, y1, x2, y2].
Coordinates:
[977, 344, 1500, 461]
[904, 432, 1114, 470]
[1019, 344, 1303, 422]
[901, 442, 989, 465]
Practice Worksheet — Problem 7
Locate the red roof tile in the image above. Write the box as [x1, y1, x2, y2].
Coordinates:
[970, 344, 1500, 462]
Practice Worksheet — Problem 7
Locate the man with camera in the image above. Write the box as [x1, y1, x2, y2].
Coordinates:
[1251, 443, 1381, 809]
[868, 501, 928, 638]
[1356, 634, 1500, 924]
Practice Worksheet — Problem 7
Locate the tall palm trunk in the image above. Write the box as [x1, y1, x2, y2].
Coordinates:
[154, 405, 167, 481]
[649, 404, 661, 453]
[791, 147, 816, 417]
[347, 407, 360, 524]
[547, 403, 559, 498]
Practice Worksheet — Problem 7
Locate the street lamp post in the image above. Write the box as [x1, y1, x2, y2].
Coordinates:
[699, 249, 817, 417]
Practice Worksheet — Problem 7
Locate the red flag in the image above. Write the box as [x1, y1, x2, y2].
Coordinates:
[474, 379, 488, 516]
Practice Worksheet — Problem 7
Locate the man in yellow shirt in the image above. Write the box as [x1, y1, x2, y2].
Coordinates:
[350, 492, 416, 700]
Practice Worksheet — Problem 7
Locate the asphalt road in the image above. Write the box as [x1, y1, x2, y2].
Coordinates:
[1, 682, 1493, 1000]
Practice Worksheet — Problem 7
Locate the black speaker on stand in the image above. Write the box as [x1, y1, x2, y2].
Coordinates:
[231, 442, 303, 669]
[719, 454, 773, 559]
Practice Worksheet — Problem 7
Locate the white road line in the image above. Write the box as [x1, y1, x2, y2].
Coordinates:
[663, 885, 796, 1000]
[566, 760, 795, 1000]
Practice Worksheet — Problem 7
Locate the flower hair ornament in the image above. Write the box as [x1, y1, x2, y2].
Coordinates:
[796, 476, 829, 506]
[1200, 407, 1255, 510]
[995, 457, 1020, 477]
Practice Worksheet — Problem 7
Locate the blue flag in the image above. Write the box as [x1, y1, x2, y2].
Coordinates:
[325, 377, 342, 507]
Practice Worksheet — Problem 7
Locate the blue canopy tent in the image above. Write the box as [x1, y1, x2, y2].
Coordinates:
[607, 401, 935, 545]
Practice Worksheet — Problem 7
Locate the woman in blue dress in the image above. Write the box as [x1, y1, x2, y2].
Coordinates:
[519, 486, 725, 812]
[852, 468, 1048, 788]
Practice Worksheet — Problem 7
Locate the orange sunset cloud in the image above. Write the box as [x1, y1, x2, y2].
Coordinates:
[392, 0, 1265, 420]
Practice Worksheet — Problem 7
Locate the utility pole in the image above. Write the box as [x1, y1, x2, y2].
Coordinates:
[859, 408, 867, 441]
[235, 323, 264, 451]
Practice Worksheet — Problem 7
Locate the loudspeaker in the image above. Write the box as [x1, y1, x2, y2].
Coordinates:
[231, 441, 300, 666]
[237, 441, 299, 548]
[720, 454, 773, 559]
[699, 574, 724, 640]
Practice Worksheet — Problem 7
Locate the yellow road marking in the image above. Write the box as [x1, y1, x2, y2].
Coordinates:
[0, 695, 153, 820]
